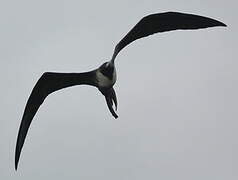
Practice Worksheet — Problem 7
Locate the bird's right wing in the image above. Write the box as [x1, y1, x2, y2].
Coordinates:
[111, 12, 226, 61]
[15, 71, 97, 170]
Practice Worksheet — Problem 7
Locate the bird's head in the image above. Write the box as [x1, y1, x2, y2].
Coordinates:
[99, 61, 115, 80]
[99, 61, 113, 69]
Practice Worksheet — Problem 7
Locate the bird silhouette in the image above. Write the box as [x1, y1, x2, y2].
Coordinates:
[15, 12, 226, 170]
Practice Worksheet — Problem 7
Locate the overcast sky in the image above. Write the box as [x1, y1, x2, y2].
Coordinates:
[0, 0, 237, 179]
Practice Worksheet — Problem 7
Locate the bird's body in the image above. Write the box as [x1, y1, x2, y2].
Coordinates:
[15, 11, 226, 170]
[96, 62, 117, 88]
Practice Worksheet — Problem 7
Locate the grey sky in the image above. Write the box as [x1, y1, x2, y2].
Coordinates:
[0, 0, 237, 179]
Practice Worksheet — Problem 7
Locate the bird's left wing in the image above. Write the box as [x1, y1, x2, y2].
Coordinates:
[111, 12, 226, 62]
[15, 71, 97, 170]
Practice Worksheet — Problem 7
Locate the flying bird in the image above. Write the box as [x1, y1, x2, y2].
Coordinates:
[15, 12, 226, 170]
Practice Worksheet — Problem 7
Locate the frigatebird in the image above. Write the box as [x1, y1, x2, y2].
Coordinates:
[15, 12, 226, 170]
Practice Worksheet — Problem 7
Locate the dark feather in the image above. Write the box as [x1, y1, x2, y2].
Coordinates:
[111, 12, 226, 61]
[15, 71, 96, 170]
[99, 87, 118, 118]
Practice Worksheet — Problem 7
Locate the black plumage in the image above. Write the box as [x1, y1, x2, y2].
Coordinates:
[15, 12, 226, 170]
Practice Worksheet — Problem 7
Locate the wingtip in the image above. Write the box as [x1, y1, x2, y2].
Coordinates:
[219, 21, 227, 27]
[222, 23, 227, 27]
[15, 143, 21, 171]
[15, 155, 19, 171]
[15, 157, 19, 171]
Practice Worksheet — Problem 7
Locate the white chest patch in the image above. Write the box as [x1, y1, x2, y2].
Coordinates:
[96, 69, 116, 88]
